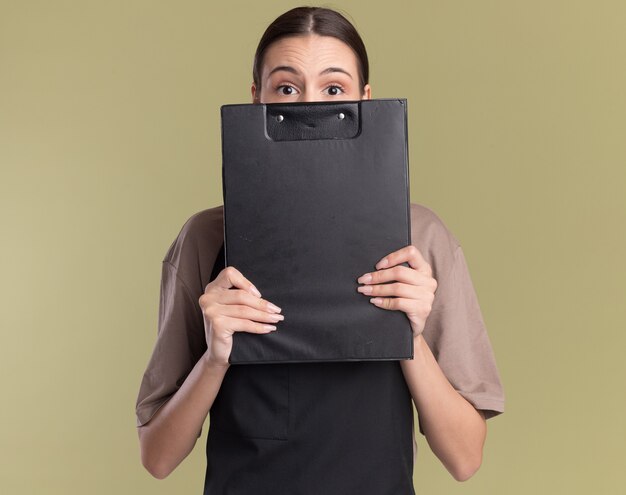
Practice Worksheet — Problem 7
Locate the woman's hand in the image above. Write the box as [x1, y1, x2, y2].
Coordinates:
[356, 245, 437, 338]
[198, 266, 284, 367]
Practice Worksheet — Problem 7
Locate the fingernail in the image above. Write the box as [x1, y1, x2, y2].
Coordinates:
[250, 285, 262, 297]
[358, 273, 372, 283]
[267, 302, 282, 313]
[357, 285, 373, 294]
[377, 258, 389, 268]
[268, 313, 284, 321]
[263, 324, 277, 331]
[370, 298, 383, 304]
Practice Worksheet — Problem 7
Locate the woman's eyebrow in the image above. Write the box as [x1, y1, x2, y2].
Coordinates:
[268, 65, 353, 79]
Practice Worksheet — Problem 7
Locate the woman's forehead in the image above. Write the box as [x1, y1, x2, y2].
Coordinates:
[262, 35, 358, 78]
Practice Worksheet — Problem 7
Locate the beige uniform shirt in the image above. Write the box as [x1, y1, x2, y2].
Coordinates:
[136, 202, 505, 453]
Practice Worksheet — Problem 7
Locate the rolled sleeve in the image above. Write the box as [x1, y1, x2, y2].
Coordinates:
[135, 261, 206, 437]
[135, 207, 224, 439]
[421, 244, 505, 422]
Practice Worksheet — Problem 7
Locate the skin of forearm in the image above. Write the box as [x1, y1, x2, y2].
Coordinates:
[138, 351, 229, 479]
[400, 335, 486, 481]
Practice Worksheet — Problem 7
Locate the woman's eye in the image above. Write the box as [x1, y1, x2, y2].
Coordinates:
[278, 85, 297, 96]
[326, 85, 344, 96]
[276, 84, 344, 96]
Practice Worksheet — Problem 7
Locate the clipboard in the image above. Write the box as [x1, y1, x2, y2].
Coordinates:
[221, 98, 412, 364]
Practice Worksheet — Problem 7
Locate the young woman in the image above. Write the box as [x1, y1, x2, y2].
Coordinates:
[136, 7, 504, 494]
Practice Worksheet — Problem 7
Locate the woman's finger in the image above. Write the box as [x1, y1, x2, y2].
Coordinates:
[215, 303, 286, 324]
[357, 265, 436, 290]
[357, 281, 434, 302]
[375, 244, 432, 276]
[216, 287, 282, 314]
[369, 296, 432, 319]
[208, 265, 263, 298]
[212, 315, 278, 335]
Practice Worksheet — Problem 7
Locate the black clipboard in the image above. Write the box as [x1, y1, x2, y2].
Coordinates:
[221, 98, 412, 364]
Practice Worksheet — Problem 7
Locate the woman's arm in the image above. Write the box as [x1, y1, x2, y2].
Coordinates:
[357, 244, 487, 481]
[400, 336, 486, 481]
[138, 354, 229, 479]
[138, 265, 282, 479]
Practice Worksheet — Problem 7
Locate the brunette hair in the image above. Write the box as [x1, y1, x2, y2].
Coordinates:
[252, 6, 369, 95]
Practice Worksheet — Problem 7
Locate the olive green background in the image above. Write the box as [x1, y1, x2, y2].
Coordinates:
[1, 0, 624, 493]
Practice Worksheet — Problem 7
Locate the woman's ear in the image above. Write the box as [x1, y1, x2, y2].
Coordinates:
[362, 83, 372, 100]
[251, 83, 259, 103]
